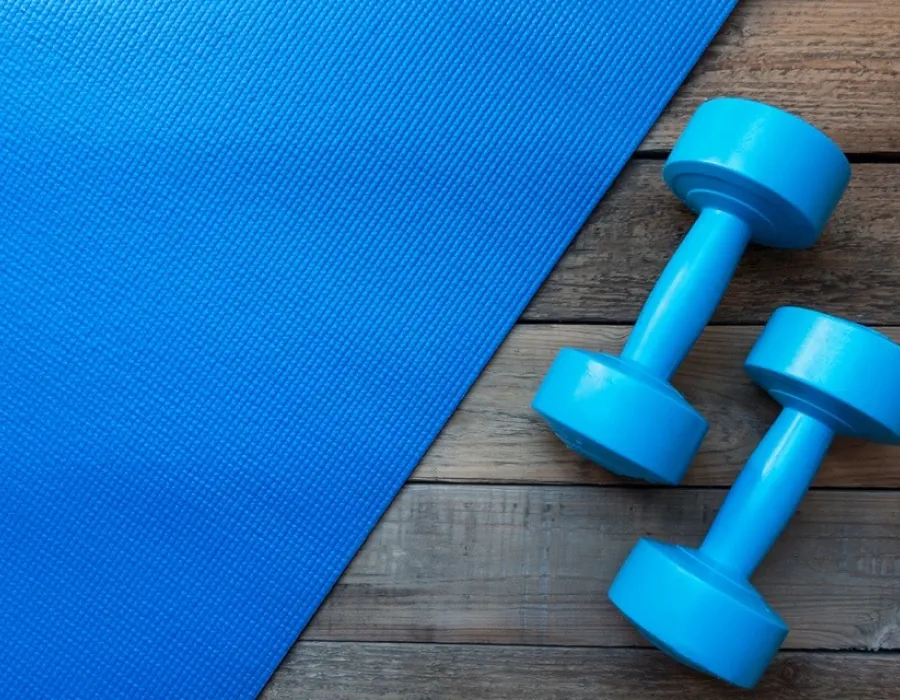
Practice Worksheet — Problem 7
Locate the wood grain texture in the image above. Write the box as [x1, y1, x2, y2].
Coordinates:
[414, 324, 900, 487]
[642, 0, 900, 154]
[264, 644, 900, 700]
[303, 485, 900, 650]
[523, 162, 900, 324]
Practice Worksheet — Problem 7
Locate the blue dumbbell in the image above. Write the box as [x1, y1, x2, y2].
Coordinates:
[532, 98, 851, 484]
[609, 307, 900, 688]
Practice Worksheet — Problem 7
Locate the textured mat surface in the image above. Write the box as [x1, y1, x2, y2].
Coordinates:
[0, 1, 735, 696]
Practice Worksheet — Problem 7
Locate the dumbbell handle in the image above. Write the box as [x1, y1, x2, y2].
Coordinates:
[699, 408, 834, 579]
[621, 208, 752, 380]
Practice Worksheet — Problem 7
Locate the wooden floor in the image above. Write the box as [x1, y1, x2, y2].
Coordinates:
[265, 1, 900, 697]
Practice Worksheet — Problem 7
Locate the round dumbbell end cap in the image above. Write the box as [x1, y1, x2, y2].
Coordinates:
[746, 307, 900, 443]
[532, 349, 707, 484]
[609, 539, 788, 689]
[664, 97, 850, 249]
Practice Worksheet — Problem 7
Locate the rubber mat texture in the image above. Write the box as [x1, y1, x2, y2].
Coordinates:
[0, 1, 735, 696]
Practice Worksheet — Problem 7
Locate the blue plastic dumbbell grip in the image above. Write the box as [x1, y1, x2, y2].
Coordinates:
[699, 408, 834, 579]
[621, 208, 751, 380]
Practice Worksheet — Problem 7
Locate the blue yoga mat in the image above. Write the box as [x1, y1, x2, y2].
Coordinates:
[1, 2, 735, 696]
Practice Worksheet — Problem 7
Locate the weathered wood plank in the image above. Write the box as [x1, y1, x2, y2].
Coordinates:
[522, 162, 900, 324]
[303, 485, 900, 650]
[414, 325, 900, 487]
[643, 0, 900, 154]
[265, 643, 900, 700]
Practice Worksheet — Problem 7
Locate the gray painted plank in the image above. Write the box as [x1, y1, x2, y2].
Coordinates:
[303, 485, 900, 650]
[415, 325, 900, 488]
[265, 643, 900, 700]
[522, 162, 900, 324]
[645, 0, 900, 153]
